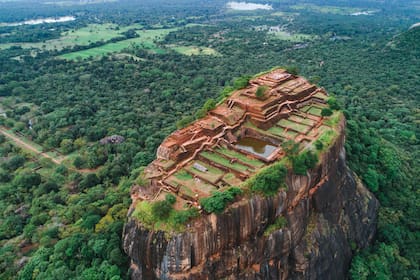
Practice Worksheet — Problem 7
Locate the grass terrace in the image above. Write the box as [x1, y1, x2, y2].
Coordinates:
[222, 173, 243, 186]
[185, 160, 225, 184]
[200, 151, 250, 173]
[277, 119, 311, 133]
[267, 126, 286, 137]
[308, 106, 323, 116]
[214, 147, 265, 168]
[166, 170, 217, 199]
[289, 114, 316, 126]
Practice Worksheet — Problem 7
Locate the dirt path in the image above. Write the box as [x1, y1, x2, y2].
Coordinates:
[0, 126, 64, 164]
[0, 126, 97, 173]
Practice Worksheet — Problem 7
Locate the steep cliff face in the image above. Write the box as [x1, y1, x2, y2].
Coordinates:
[123, 120, 379, 280]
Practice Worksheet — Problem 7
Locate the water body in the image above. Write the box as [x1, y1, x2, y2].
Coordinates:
[1, 16, 75, 27]
[226, 2, 272, 11]
[350, 11, 376, 16]
[236, 137, 277, 159]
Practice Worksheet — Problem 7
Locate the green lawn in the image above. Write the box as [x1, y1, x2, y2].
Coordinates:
[59, 28, 177, 60]
[200, 151, 249, 173]
[214, 147, 265, 168]
[185, 160, 225, 184]
[270, 31, 316, 42]
[308, 107, 323, 116]
[290, 114, 315, 126]
[170, 45, 219, 56]
[0, 23, 144, 51]
[284, 130, 298, 138]
[174, 169, 193, 181]
[277, 119, 310, 133]
[267, 126, 285, 137]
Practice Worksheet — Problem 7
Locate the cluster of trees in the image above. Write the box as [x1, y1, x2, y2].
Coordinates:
[200, 187, 242, 213]
[250, 162, 288, 195]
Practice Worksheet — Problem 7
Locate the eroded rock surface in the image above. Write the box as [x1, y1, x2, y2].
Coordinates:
[123, 121, 379, 279]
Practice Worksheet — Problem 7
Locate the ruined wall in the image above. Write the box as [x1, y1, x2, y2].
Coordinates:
[123, 120, 379, 280]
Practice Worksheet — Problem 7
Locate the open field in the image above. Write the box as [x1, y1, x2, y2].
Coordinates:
[171, 45, 219, 56]
[269, 31, 316, 42]
[59, 28, 177, 59]
[0, 23, 143, 51]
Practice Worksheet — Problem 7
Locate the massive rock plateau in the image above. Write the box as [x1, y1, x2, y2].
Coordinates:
[123, 69, 379, 279]
[123, 120, 378, 280]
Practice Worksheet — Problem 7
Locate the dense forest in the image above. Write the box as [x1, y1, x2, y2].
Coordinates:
[0, 0, 418, 279]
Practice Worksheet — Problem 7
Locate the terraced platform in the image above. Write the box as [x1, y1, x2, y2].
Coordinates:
[138, 68, 333, 209]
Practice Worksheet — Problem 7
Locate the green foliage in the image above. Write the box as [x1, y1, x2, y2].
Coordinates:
[321, 107, 333, 117]
[200, 187, 242, 213]
[73, 156, 86, 169]
[264, 216, 288, 236]
[327, 97, 340, 110]
[314, 140, 323, 150]
[165, 193, 176, 205]
[282, 140, 300, 156]
[195, 98, 216, 120]
[202, 98, 216, 111]
[363, 168, 379, 192]
[284, 65, 299, 75]
[151, 199, 173, 220]
[251, 163, 287, 196]
[217, 86, 235, 102]
[171, 208, 199, 225]
[292, 150, 318, 175]
[255, 86, 268, 100]
[233, 75, 251, 89]
[2, 154, 25, 171]
[176, 115, 194, 129]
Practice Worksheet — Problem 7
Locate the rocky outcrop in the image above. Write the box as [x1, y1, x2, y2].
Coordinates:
[123, 119, 379, 279]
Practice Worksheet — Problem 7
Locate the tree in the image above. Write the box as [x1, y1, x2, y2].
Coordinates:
[251, 164, 287, 195]
[60, 138, 74, 154]
[321, 108, 333, 117]
[255, 86, 268, 100]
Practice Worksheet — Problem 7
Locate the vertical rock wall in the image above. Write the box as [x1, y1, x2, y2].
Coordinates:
[123, 120, 379, 279]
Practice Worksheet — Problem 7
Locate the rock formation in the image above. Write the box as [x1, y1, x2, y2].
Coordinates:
[123, 69, 379, 279]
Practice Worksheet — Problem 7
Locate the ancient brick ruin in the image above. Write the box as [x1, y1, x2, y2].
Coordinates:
[135, 68, 331, 208]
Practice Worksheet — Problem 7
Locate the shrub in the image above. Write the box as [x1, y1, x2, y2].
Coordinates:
[255, 86, 268, 100]
[151, 200, 173, 220]
[321, 108, 333, 117]
[200, 187, 242, 213]
[292, 151, 318, 175]
[203, 98, 216, 111]
[176, 115, 194, 129]
[233, 75, 251, 89]
[171, 208, 199, 225]
[285, 65, 299, 75]
[264, 216, 288, 236]
[165, 193, 176, 205]
[251, 163, 287, 196]
[315, 140, 323, 150]
[327, 97, 340, 110]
